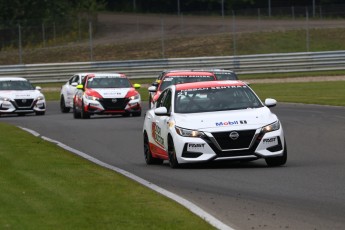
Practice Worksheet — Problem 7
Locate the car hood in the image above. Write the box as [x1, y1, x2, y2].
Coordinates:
[88, 88, 130, 98]
[0, 90, 43, 100]
[173, 107, 277, 131]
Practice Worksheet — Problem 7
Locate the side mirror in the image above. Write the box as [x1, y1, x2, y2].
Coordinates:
[76, 84, 84, 90]
[133, 83, 141, 89]
[152, 81, 160, 87]
[148, 86, 157, 93]
[154, 107, 169, 116]
[71, 82, 78, 87]
[35, 86, 42, 91]
[264, 98, 277, 108]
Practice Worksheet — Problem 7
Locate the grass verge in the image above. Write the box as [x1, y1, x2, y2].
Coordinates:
[252, 81, 345, 106]
[0, 123, 214, 230]
[39, 80, 345, 107]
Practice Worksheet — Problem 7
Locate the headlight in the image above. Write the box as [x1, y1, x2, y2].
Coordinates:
[129, 93, 140, 100]
[175, 126, 205, 138]
[85, 94, 99, 101]
[36, 96, 45, 101]
[261, 121, 280, 133]
[0, 97, 10, 101]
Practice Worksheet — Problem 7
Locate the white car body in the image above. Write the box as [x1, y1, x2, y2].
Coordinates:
[0, 77, 46, 116]
[60, 73, 91, 113]
[143, 80, 287, 168]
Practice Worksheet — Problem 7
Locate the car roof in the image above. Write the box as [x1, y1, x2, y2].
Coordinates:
[174, 80, 246, 91]
[194, 68, 235, 73]
[86, 73, 126, 78]
[164, 71, 215, 77]
[0, 77, 28, 81]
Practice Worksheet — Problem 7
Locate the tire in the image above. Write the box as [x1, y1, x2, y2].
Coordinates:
[60, 96, 70, 113]
[143, 132, 163, 165]
[168, 136, 179, 168]
[132, 111, 141, 117]
[73, 102, 81, 119]
[122, 112, 130, 117]
[81, 101, 90, 119]
[265, 140, 287, 167]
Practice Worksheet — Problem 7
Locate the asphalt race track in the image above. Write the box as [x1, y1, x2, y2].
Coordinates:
[1, 101, 345, 230]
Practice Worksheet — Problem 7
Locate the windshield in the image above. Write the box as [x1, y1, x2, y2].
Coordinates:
[159, 75, 214, 91]
[213, 72, 238, 80]
[86, 77, 131, 88]
[175, 85, 263, 113]
[0, 80, 35, 90]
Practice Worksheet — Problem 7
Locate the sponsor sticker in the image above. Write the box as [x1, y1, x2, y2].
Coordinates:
[187, 143, 205, 151]
[262, 137, 277, 145]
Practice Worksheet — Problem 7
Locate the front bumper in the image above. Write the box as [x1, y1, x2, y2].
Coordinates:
[0, 99, 46, 114]
[173, 127, 285, 164]
[84, 98, 141, 115]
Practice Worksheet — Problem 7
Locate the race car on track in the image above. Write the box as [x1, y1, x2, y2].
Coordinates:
[0, 77, 46, 116]
[207, 69, 238, 80]
[143, 80, 287, 168]
[60, 73, 91, 113]
[73, 73, 141, 119]
[148, 70, 217, 108]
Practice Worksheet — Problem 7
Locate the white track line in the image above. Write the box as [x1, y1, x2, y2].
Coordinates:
[19, 126, 235, 230]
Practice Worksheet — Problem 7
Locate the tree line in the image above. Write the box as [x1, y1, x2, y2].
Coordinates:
[1, 0, 344, 27]
[107, 0, 345, 13]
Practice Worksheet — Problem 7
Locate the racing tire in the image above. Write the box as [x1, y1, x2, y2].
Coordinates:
[60, 96, 70, 113]
[73, 103, 81, 119]
[265, 141, 287, 167]
[132, 111, 141, 117]
[81, 101, 90, 119]
[35, 111, 45, 116]
[168, 136, 179, 168]
[143, 132, 163, 165]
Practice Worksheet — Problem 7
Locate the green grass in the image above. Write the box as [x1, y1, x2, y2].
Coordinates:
[251, 81, 345, 106]
[39, 79, 345, 107]
[2, 27, 345, 64]
[0, 122, 214, 230]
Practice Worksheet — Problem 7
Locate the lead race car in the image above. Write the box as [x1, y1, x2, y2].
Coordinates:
[73, 73, 141, 119]
[0, 77, 46, 116]
[143, 80, 287, 168]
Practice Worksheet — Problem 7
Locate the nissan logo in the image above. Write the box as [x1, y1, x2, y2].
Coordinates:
[22, 99, 27, 103]
[111, 98, 117, 103]
[229, 131, 239, 140]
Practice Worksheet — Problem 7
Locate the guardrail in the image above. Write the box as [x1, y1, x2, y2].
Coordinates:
[1, 50, 345, 83]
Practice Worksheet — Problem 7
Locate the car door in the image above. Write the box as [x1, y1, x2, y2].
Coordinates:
[151, 89, 172, 155]
[66, 75, 80, 106]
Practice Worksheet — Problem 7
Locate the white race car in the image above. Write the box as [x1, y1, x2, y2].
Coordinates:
[143, 80, 287, 168]
[0, 77, 46, 116]
[73, 73, 142, 119]
[60, 73, 91, 113]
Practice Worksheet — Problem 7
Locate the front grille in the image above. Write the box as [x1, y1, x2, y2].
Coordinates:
[99, 98, 129, 110]
[211, 130, 256, 150]
[14, 99, 34, 108]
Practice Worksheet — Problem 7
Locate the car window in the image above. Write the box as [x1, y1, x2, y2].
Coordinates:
[73, 75, 80, 84]
[214, 72, 238, 80]
[159, 75, 215, 91]
[175, 85, 262, 113]
[86, 77, 131, 88]
[156, 90, 168, 108]
[0, 80, 34, 90]
[162, 90, 172, 113]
